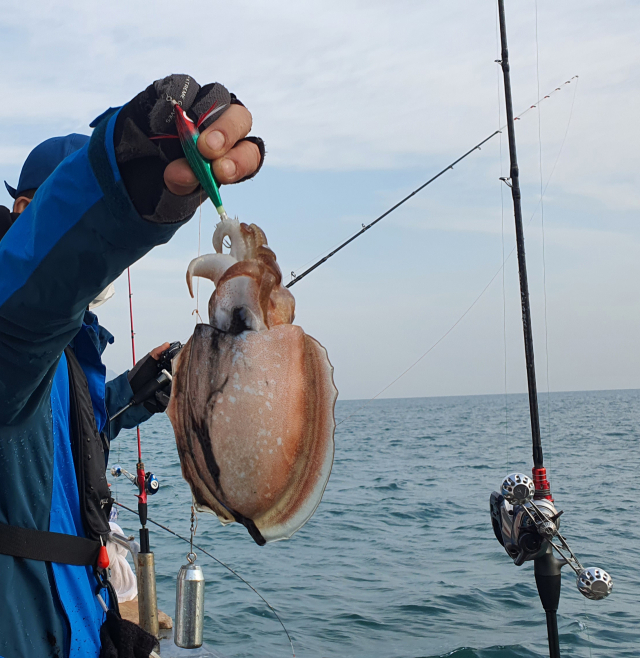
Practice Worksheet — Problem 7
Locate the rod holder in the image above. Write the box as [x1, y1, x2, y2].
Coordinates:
[137, 552, 159, 638]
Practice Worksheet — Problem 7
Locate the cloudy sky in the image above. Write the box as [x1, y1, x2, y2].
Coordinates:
[1, 0, 638, 400]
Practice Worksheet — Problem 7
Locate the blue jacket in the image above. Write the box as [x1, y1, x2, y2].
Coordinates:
[0, 111, 188, 658]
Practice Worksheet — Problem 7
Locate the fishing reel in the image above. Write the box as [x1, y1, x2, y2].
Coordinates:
[490, 473, 612, 601]
[111, 341, 184, 421]
[111, 464, 160, 496]
[158, 340, 183, 372]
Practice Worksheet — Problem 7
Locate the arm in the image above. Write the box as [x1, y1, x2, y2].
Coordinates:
[104, 372, 153, 442]
[0, 75, 262, 425]
[0, 112, 190, 425]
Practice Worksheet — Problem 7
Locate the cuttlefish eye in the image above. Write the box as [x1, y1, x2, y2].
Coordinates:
[209, 272, 268, 334]
[226, 306, 260, 335]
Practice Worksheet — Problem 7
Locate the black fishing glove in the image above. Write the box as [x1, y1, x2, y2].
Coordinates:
[127, 354, 168, 415]
[127, 341, 182, 414]
[108, 74, 265, 222]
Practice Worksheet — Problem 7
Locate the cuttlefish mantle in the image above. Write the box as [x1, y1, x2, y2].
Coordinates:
[167, 217, 337, 545]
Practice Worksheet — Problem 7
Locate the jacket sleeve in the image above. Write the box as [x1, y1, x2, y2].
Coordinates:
[0, 111, 192, 425]
[104, 372, 154, 443]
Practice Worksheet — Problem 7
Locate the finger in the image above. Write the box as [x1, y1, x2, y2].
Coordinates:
[164, 159, 199, 196]
[150, 342, 171, 360]
[197, 104, 253, 160]
[211, 140, 262, 185]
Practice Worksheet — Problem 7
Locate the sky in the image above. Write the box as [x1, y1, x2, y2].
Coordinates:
[1, 0, 639, 401]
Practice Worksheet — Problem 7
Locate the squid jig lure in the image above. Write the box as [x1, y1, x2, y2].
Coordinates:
[171, 99, 230, 221]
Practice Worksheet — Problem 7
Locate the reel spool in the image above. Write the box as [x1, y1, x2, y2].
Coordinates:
[145, 473, 160, 495]
[175, 552, 205, 649]
[501, 473, 535, 505]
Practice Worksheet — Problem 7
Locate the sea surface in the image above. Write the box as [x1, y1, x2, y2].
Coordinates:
[110, 390, 640, 658]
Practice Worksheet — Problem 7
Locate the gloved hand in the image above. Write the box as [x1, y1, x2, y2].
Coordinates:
[127, 342, 173, 414]
[110, 74, 265, 221]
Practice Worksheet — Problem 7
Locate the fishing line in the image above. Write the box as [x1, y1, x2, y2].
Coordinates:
[287, 77, 577, 289]
[336, 88, 578, 428]
[583, 599, 594, 658]
[191, 190, 205, 325]
[496, 2, 509, 470]
[336, 259, 506, 426]
[196, 190, 202, 322]
[535, 0, 553, 454]
[114, 501, 296, 658]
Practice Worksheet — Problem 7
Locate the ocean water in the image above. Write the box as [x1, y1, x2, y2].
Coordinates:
[111, 389, 640, 658]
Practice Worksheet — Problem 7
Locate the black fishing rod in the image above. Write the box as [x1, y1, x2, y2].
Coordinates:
[286, 77, 576, 290]
[489, 4, 611, 658]
[496, 0, 558, 652]
[286, 133, 499, 288]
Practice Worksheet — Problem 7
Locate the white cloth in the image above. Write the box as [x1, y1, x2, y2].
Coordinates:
[107, 522, 138, 602]
[88, 282, 115, 309]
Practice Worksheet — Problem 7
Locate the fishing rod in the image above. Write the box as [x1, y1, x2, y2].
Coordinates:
[286, 76, 577, 290]
[489, 3, 611, 657]
[126, 267, 160, 637]
[126, 268, 149, 552]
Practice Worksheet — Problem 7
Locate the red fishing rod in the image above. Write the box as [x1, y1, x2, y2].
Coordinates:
[127, 268, 150, 552]
[126, 267, 159, 636]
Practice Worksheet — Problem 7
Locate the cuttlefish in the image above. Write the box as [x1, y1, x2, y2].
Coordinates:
[167, 218, 337, 545]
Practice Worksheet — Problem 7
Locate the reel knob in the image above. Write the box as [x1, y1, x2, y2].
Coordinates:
[110, 464, 123, 478]
[577, 567, 613, 600]
[145, 472, 159, 495]
[501, 473, 535, 505]
[538, 519, 557, 538]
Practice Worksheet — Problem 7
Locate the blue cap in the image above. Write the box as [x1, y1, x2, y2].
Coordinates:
[4, 133, 90, 199]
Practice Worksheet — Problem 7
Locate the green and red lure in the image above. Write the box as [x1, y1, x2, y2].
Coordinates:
[172, 100, 229, 221]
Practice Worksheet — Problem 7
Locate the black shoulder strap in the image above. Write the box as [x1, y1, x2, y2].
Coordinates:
[64, 347, 112, 542]
[0, 350, 112, 566]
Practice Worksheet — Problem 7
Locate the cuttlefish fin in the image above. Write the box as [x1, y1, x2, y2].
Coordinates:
[186, 253, 237, 297]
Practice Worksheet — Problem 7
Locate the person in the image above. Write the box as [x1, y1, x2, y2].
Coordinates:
[0, 74, 264, 658]
[2, 133, 171, 444]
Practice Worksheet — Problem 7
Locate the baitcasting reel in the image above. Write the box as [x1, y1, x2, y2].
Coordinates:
[490, 473, 612, 601]
[111, 464, 160, 496]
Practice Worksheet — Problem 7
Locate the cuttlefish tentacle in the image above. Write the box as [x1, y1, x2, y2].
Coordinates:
[212, 217, 246, 259]
[186, 253, 237, 297]
[267, 286, 295, 327]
